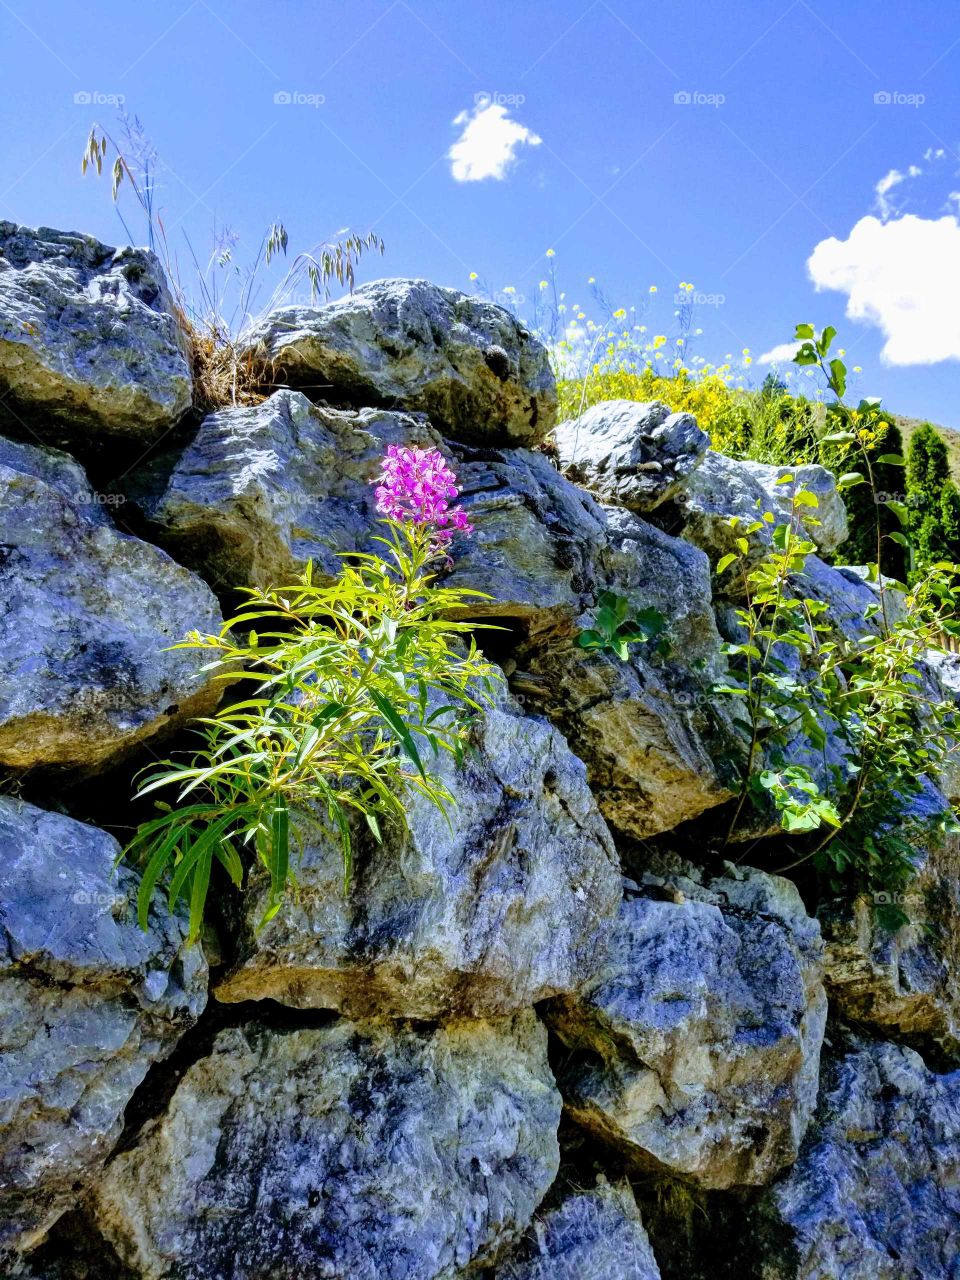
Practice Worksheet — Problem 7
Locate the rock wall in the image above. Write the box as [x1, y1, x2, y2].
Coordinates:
[1, 224, 958, 1279]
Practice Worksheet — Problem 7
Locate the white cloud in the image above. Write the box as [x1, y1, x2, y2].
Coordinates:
[874, 162, 924, 219]
[448, 102, 541, 182]
[875, 167, 908, 219]
[876, 168, 905, 197]
[807, 213, 960, 365]
[759, 341, 802, 365]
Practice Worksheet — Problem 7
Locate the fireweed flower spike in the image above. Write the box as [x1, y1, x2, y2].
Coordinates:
[373, 445, 473, 544]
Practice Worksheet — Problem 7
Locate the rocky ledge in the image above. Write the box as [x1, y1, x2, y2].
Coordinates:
[0, 223, 958, 1280]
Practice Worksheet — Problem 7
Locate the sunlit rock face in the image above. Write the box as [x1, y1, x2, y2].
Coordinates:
[89, 1014, 561, 1280]
[0, 435, 223, 770]
[545, 859, 827, 1190]
[0, 222, 192, 445]
[0, 798, 207, 1252]
[241, 278, 557, 446]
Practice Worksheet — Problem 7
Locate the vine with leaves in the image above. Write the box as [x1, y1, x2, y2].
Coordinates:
[715, 324, 960, 925]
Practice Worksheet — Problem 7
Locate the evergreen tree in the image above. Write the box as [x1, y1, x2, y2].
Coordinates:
[907, 424, 953, 564]
[938, 484, 960, 564]
[833, 420, 907, 579]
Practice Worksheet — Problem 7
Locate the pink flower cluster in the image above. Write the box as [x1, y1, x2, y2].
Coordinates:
[373, 445, 473, 541]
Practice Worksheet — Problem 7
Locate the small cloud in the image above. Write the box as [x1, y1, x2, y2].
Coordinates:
[808, 213, 960, 366]
[448, 101, 541, 182]
[759, 341, 802, 365]
[875, 167, 907, 219]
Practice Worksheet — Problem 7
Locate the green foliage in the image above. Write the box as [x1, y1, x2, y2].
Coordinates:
[840, 420, 907, 578]
[789, 323, 910, 580]
[907, 423, 960, 567]
[575, 591, 668, 661]
[713, 323, 960, 911]
[716, 481, 842, 840]
[719, 493, 960, 894]
[123, 523, 500, 944]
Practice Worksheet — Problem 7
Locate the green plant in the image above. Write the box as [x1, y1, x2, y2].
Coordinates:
[123, 450, 499, 944]
[715, 481, 842, 838]
[715, 325, 960, 912]
[575, 591, 668, 661]
[792, 322, 909, 588]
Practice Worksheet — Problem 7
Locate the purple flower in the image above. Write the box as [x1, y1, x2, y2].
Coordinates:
[373, 445, 473, 541]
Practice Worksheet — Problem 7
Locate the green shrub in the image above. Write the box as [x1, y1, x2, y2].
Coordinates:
[124, 449, 499, 942]
[715, 326, 960, 913]
[907, 423, 960, 567]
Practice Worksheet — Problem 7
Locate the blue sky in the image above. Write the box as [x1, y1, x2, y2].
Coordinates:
[3, 0, 960, 424]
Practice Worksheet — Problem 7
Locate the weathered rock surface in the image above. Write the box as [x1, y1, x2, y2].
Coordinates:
[679, 452, 847, 568]
[553, 399, 709, 511]
[3, 229, 959, 1280]
[518, 507, 733, 839]
[0, 798, 207, 1252]
[745, 1038, 960, 1279]
[820, 781, 960, 1055]
[216, 688, 621, 1018]
[0, 223, 191, 444]
[90, 1012, 560, 1280]
[496, 1176, 661, 1279]
[446, 443, 610, 635]
[546, 859, 827, 1189]
[242, 278, 557, 445]
[0, 435, 223, 768]
[145, 389, 439, 590]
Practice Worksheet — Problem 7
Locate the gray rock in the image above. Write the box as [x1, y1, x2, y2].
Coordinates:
[446, 445, 610, 638]
[838, 564, 909, 626]
[0, 223, 191, 443]
[146, 389, 440, 591]
[90, 1012, 561, 1280]
[0, 435, 223, 768]
[496, 1177, 661, 1279]
[215, 687, 621, 1018]
[820, 780, 960, 1054]
[0, 798, 207, 1252]
[518, 509, 732, 839]
[546, 860, 827, 1189]
[680, 453, 847, 571]
[917, 648, 960, 806]
[799, 555, 890, 639]
[746, 1038, 960, 1279]
[553, 399, 708, 511]
[241, 278, 557, 445]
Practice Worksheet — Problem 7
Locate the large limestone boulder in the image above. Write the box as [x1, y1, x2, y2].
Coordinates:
[679, 452, 848, 568]
[496, 1177, 661, 1279]
[0, 223, 191, 445]
[0, 799, 207, 1252]
[241, 278, 557, 445]
[517, 507, 732, 839]
[0, 435, 223, 769]
[90, 1012, 560, 1280]
[446, 443, 611, 637]
[553, 399, 708, 512]
[820, 781, 960, 1055]
[546, 859, 827, 1189]
[746, 1038, 960, 1279]
[144, 390, 439, 591]
[216, 688, 621, 1018]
